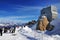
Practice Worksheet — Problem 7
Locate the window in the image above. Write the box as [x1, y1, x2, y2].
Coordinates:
[53, 9, 57, 12]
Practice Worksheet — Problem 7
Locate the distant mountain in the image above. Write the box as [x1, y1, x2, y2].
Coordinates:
[25, 20, 37, 28]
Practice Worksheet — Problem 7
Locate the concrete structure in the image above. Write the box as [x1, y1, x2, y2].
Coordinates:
[40, 5, 58, 22]
[36, 5, 58, 31]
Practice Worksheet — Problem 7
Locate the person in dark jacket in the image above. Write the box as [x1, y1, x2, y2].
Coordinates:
[12, 27, 16, 33]
[0, 28, 2, 36]
[4, 27, 8, 33]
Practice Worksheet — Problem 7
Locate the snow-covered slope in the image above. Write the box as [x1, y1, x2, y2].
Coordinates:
[19, 26, 60, 40]
[30, 18, 60, 35]
[45, 18, 60, 35]
[30, 23, 37, 30]
[0, 19, 60, 40]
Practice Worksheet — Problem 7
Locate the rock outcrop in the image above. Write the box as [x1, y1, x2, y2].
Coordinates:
[36, 6, 58, 31]
[36, 16, 49, 31]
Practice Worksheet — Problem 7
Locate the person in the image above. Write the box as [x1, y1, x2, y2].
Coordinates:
[12, 27, 16, 33]
[4, 27, 8, 33]
[0, 28, 2, 36]
[10, 27, 15, 33]
[13, 27, 16, 33]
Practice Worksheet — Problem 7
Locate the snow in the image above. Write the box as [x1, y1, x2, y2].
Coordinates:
[42, 16, 46, 18]
[19, 26, 60, 40]
[30, 23, 37, 30]
[45, 18, 60, 35]
[22, 26, 32, 32]
[0, 19, 60, 40]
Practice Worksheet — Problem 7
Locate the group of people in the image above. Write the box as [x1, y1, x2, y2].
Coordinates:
[0, 26, 16, 36]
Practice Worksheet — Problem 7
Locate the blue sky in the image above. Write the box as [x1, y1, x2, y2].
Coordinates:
[0, 0, 60, 23]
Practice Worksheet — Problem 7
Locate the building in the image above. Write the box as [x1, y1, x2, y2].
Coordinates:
[36, 5, 58, 31]
[40, 5, 58, 22]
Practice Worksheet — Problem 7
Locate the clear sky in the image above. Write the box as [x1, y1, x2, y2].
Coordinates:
[0, 0, 60, 23]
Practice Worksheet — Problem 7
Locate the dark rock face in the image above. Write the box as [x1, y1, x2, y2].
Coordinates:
[46, 23, 54, 31]
[27, 20, 36, 25]
[45, 19, 60, 35]
[25, 20, 37, 27]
